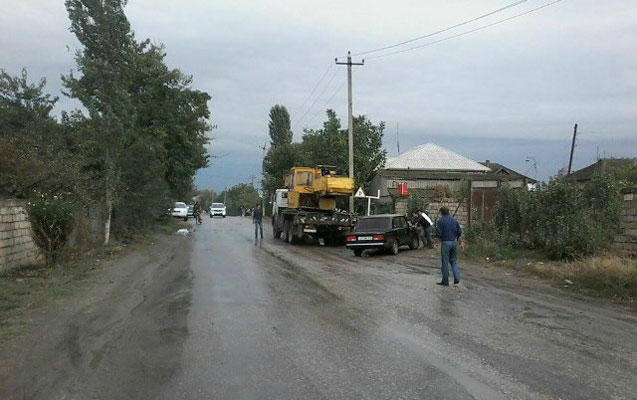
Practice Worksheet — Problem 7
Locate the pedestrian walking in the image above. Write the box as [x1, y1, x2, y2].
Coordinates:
[412, 209, 434, 249]
[435, 206, 461, 286]
[253, 204, 264, 242]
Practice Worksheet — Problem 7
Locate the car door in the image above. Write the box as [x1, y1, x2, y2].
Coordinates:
[392, 217, 408, 245]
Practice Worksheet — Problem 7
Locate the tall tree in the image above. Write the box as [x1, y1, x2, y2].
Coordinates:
[264, 104, 296, 198]
[63, 0, 137, 244]
[268, 105, 292, 147]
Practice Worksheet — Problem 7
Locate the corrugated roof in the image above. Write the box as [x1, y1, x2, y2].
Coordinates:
[385, 143, 491, 172]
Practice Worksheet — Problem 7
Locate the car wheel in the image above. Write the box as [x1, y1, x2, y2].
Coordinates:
[389, 238, 399, 255]
[409, 235, 420, 250]
[354, 249, 363, 257]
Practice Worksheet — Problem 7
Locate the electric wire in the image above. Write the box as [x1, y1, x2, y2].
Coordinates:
[352, 0, 529, 57]
[294, 67, 340, 129]
[366, 0, 564, 60]
[291, 63, 334, 121]
[305, 78, 347, 128]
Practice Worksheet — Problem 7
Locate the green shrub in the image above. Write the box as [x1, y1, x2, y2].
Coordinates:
[26, 198, 75, 266]
[469, 173, 622, 260]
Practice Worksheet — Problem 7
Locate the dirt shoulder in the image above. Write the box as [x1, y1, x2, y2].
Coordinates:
[0, 224, 194, 399]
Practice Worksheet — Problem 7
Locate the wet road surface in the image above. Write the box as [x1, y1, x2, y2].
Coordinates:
[1, 216, 636, 399]
[166, 217, 636, 399]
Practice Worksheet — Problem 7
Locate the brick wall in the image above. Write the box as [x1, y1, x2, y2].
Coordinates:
[0, 199, 39, 272]
[395, 197, 469, 228]
[614, 187, 637, 257]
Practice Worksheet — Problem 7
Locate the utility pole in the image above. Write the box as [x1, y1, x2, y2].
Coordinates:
[567, 123, 578, 176]
[336, 51, 364, 214]
[259, 142, 267, 213]
[249, 175, 256, 187]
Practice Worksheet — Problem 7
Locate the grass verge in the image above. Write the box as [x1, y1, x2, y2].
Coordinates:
[465, 243, 637, 302]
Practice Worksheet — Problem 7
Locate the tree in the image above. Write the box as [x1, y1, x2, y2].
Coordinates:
[63, 0, 212, 240]
[63, 0, 138, 244]
[300, 110, 386, 195]
[197, 189, 216, 212]
[216, 184, 261, 216]
[268, 105, 292, 147]
[0, 69, 86, 199]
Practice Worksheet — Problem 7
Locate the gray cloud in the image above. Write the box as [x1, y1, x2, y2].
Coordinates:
[2, 0, 635, 191]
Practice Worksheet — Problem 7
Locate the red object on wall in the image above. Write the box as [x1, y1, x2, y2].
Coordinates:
[398, 183, 408, 197]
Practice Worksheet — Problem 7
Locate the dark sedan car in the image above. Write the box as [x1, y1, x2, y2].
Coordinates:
[346, 214, 420, 256]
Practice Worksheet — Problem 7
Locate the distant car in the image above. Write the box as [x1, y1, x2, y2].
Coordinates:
[210, 202, 226, 218]
[345, 214, 419, 257]
[187, 205, 194, 218]
[172, 202, 189, 221]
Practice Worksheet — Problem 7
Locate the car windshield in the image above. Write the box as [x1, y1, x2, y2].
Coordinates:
[212, 203, 224, 208]
[175, 202, 186, 208]
[355, 217, 391, 232]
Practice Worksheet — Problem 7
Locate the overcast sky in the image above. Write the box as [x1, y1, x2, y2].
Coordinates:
[2, 0, 636, 191]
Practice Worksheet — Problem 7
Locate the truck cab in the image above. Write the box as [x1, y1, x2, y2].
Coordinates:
[272, 189, 289, 216]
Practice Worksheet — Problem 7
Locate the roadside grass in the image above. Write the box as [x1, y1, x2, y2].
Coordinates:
[0, 218, 185, 345]
[465, 244, 637, 302]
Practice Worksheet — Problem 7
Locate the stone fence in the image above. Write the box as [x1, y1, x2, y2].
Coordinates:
[614, 187, 637, 257]
[395, 197, 469, 228]
[0, 199, 39, 273]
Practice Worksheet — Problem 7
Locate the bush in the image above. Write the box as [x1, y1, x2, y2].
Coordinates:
[26, 198, 75, 266]
[469, 173, 622, 260]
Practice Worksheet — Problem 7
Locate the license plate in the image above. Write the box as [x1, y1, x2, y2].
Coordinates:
[358, 236, 373, 241]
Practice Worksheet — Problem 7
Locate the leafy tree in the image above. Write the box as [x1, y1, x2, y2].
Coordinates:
[268, 105, 292, 147]
[197, 189, 216, 212]
[263, 143, 301, 196]
[63, 0, 212, 240]
[63, 0, 138, 244]
[130, 42, 211, 200]
[299, 110, 386, 195]
[216, 184, 261, 216]
[0, 69, 86, 199]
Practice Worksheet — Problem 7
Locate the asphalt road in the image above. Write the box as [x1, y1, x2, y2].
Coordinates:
[2, 216, 636, 399]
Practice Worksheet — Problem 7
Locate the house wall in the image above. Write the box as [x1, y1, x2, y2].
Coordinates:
[0, 199, 39, 272]
[613, 187, 637, 256]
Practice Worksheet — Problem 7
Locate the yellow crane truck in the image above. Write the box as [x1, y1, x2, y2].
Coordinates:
[272, 166, 354, 244]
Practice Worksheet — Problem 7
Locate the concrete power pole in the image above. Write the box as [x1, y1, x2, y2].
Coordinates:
[567, 123, 578, 176]
[336, 51, 364, 213]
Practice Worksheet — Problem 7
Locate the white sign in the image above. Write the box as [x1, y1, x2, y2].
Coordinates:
[354, 187, 366, 198]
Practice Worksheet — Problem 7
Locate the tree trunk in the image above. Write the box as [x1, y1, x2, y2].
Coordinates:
[104, 181, 112, 245]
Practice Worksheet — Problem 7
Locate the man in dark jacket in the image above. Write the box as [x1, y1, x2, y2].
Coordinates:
[412, 209, 434, 249]
[435, 206, 461, 286]
[253, 204, 264, 241]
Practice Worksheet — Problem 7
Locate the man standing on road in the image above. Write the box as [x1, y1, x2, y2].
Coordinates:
[435, 206, 461, 286]
[253, 204, 264, 242]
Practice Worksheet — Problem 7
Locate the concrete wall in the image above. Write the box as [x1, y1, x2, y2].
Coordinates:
[0, 199, 39, 272]
[614, 187, 637, 257]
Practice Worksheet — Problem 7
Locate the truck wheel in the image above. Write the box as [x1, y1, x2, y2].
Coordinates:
[409, 235, 420, 250]
[389, 238, 399, 255]
[273, 228, 281, 239]
[354, 249, 363, 257]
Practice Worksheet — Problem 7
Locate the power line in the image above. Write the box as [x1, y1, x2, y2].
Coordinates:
[291, 63, 334, 121]
[305, 78, 347, 128]
[353, 0, 529, 57]
[294, 67, 340, 129]
[367, 0, 565, 60]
